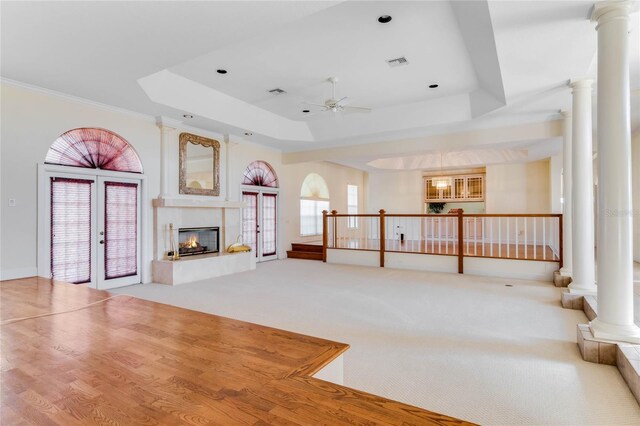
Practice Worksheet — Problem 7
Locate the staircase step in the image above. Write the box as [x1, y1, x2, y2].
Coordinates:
[287, 250, 323, 260]
[291, 243, 323, 253]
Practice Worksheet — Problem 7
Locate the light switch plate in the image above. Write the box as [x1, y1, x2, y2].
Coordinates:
[8, 199, 16, 207]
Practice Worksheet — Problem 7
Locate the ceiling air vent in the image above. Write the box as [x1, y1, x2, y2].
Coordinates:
[386, 56, 409, 67]
[268, 88, 286, 95]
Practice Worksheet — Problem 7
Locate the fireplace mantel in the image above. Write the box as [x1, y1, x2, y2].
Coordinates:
[153, 198, 243, 209]
[153, 251, 256, 285]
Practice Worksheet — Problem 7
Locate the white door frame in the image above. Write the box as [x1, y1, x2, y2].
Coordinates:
[37, 164, 148, 287]
[96, 176, 142, 289]
[241, 185, 280, 262]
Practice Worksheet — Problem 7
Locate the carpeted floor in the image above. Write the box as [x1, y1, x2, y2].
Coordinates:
[113, 260, 640, 425]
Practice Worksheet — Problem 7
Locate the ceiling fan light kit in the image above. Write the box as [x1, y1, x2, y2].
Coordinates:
[302, 76, 372, 115]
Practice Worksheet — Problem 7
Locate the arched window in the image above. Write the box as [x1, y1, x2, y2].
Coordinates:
[242, 161, 278, 187]
[300, 173, 330, 236]
[45, 128, 143, 173]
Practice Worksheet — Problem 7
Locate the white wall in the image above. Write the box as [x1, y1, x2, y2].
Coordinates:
[226, 140, 365, 253]
[367, 161, 553, 216]
[485, 159, 551, 214]
[549, 152, 563, 214]
[0, 83, 365, 279]
[633, 130, 640, 263]
[366, 170, 423, 214]
[0, 83, 160, 281]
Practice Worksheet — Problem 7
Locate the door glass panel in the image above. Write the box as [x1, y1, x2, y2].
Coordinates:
[242, 192, 258, 255]
[50, 177, 92, 284]
[262, 194, 277, 256]
[104, 182, 138, 279]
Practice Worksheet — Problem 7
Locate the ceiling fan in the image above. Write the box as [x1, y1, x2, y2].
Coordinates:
[303, 77, 372, 114]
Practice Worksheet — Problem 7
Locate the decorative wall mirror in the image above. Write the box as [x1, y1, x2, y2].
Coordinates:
[179, 133, 220, 196]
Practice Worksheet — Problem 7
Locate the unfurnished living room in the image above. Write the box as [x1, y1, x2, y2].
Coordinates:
[1, 1, 640, 425]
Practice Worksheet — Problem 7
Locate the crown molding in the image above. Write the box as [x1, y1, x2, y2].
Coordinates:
[155, 115, 183, 129]
[1, 77, 156, 123]
[0, 77, 232, 142]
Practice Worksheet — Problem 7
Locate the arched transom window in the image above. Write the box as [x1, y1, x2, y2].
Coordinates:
[300, 173, 330, 236]
[242, 161, 278, 188]
[45, 128, 143, 173]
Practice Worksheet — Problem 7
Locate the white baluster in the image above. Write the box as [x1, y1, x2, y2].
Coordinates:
[490, 217, 493, 257]
[543, 217, 547, 260]
[506, 218, 510, 258]
[474, 217, 477, 255]
[498, 217, 502, 258]
[533, 218, 537, 260]
[516, 218, 519, 259]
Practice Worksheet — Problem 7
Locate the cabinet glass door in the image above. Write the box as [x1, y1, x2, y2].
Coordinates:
[467, 177, 484, 199]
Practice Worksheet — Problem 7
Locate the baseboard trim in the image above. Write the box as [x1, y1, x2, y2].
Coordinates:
[0, 267, 39, 281]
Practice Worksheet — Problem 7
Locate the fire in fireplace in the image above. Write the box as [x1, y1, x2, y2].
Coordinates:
[178, 227, 219, 256]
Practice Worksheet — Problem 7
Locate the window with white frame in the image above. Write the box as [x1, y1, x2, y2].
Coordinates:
[347, 184, 358, 228]
[300, 173, 330, 236]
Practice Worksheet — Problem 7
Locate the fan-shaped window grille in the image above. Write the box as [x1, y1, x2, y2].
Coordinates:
[242, 161, 278, 188]
[300, 173, 330, 200]
[45, 128, 143, 173]
[300, 173, 330, 236]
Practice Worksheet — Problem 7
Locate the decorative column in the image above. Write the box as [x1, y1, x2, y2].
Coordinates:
[559, 111, 573, 277]
[567, 80, 597, 293]
[590, 0, 640, 343]
[155, 116, 181, 199]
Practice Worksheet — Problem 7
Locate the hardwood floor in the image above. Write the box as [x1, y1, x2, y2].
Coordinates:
[1, 277, 472, 425]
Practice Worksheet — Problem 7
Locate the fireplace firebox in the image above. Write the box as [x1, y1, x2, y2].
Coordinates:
[178, 227, 219, 256]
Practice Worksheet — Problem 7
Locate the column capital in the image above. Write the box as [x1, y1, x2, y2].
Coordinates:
[569, 79, 594, 91]
[155, 116, 182, 130]
[591, 1, 636, 26]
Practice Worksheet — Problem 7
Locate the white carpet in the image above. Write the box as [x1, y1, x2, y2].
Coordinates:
[113, 260, 640, 425]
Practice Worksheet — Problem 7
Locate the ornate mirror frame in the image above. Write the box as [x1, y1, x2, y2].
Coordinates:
[179, 132, 220, 196]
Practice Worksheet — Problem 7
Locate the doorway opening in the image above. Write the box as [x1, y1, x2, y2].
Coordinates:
[38, 128, 144, 289]
[241, 161, 279, 262]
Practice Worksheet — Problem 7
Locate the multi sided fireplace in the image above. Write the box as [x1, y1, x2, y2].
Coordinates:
[178, 227, 219, 256]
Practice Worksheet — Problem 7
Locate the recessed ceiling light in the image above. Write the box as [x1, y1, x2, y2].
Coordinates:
[216, 69, 228, 74]
[378, 15, 392, 24]
[429, 84, 439, 89]
[183, 114, 194, 119]
[302, 110, 310, 113]
[244, 132, 252, 136]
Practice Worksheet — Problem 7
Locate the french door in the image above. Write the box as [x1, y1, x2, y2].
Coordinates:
[242, 190, 278, 262]
[44, 171, 141, 289]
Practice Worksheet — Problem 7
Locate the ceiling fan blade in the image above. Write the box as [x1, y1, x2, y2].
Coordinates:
[342, 105, 372, 112]
[336, 96, 349, 106]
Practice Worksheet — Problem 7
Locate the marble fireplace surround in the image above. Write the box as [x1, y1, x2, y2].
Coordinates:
[151, 197, 256, 285]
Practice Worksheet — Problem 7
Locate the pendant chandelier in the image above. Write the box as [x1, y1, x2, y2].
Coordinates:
[431, 152, 451, 189]
[432, 176, 452, 189]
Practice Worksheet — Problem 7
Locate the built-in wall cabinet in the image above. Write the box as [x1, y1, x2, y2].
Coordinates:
[424, 174, 484, 202]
